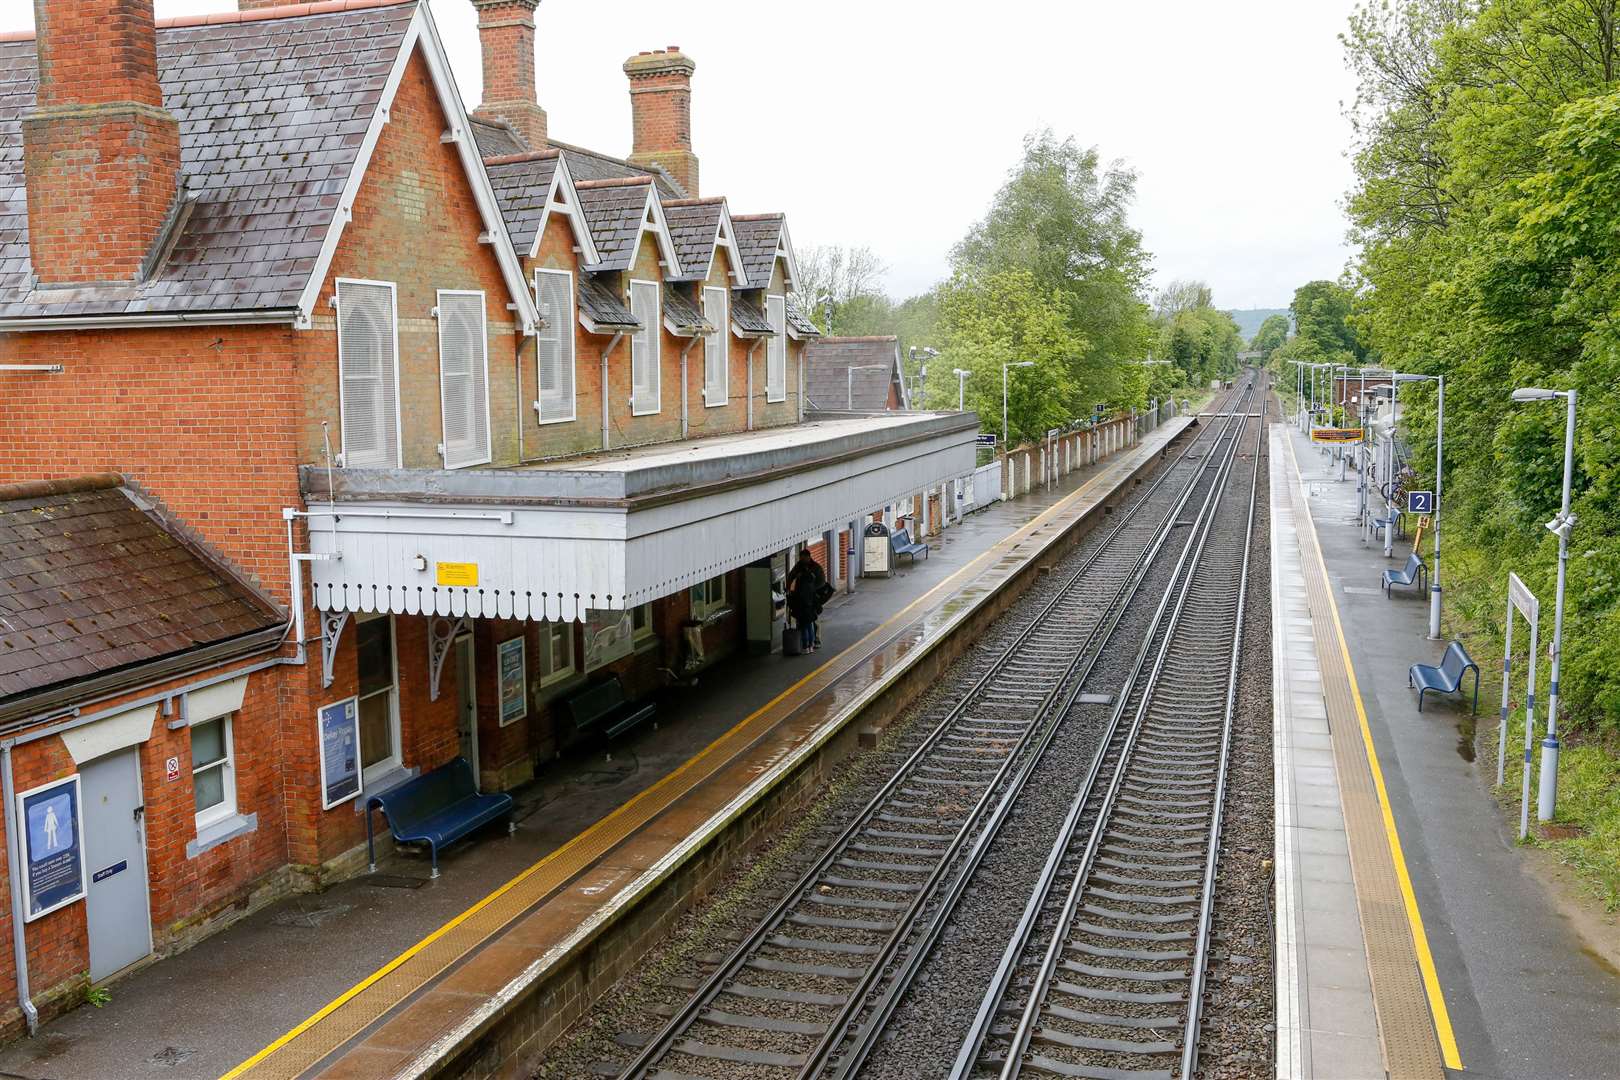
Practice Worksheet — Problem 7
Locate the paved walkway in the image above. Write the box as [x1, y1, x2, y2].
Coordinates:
[0, 420, 1193, 1080]
[1278, 420, 1620, 1079]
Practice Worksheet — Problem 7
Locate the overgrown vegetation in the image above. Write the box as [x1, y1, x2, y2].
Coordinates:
[1304, 0, 1620, 902]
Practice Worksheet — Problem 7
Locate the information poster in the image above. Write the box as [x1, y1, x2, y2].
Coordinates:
[498, 636, 527, 726]
[583, 609, 634, 672]
[318, 697, 362, 809]
[18, 775, 85, 922]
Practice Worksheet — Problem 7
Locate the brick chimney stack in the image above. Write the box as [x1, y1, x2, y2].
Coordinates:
[22, 0, 181, 287]
[470, 0, 547, 150]
[624, 47, 698, 197]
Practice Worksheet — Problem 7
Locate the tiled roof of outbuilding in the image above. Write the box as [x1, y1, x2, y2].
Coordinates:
[662, 199, 723, 282]
[579, 275, 639, 330]
[576, 178, 655, 273]
[731, 214, 785, 292]
[0, 1, 418, 321]
[0, 476, 284, 709]
[804, 336, 904, 412]
[484, 151, 560, 256]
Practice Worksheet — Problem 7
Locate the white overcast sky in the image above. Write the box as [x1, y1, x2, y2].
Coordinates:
[3, 0, 1359, 310]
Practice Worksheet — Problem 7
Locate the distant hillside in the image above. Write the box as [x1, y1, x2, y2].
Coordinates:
[1226, 307, 1290, 342]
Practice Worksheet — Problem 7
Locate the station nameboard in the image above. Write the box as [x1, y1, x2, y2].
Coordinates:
[1310, 427, 1364, 443]
[975, 433, 997, 447]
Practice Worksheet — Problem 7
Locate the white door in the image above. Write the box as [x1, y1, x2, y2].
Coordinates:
[455, 635, 479, 787]
[80, 749, 152, 981]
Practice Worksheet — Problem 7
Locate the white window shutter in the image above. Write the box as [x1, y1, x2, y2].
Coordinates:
[337, 280, 399, 467]
[630, 280, 660, 414]
[535, 270, 575, 423]
[766, 295, 787, 402]
[437, 291, 488, 468]
[703, 286, 727, 405]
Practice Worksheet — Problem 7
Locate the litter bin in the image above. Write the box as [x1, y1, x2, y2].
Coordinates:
[863, 522, 891, 577]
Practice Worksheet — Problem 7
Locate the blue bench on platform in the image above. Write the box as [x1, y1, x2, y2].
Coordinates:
[365, 757, 513, 878]
[1409, 640, 1480, 714]
[890, 527, 929, 564]
[1382, 552, 1428, 597]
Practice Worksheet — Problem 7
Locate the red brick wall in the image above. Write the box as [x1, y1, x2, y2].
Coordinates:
[522, 211, 604, 460]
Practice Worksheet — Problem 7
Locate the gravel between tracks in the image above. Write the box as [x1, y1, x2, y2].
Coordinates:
[530, 447, 1190, 1080]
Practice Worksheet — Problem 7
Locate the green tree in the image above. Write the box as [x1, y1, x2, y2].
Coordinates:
[1250, 313, 1290, 359]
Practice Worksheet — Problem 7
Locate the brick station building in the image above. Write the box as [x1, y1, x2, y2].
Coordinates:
[0, 0, 974, 1034]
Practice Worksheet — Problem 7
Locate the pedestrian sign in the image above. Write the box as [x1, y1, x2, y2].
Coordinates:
[1408, 490, 1435, 514]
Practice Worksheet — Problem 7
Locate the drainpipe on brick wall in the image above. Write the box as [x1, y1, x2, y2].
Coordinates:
[747, 340, 763, 431]
[680, 336, 700, 440]
[601, 332, 625, 451]
[2, 744, 38, 1035]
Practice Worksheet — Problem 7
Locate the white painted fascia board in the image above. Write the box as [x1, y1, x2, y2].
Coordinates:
[528, 155, 602, 266]
[294, 7, 540, 336]
[0, 309, 301, 332]
[714, 202, 749, 288]
[776, 217, 802, 293]
[641, 191, 684, 277]
[894, 340, 911, 409]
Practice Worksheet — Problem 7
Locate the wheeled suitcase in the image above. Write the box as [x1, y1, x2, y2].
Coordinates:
[782, 619, 803, 656]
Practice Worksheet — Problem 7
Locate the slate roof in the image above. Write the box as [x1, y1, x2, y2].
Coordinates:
[469, 115, 526, 158]
[576, 178, 659, 274]
[662, 198, 723, 283]
[484, 151, 560, 256]
[663, 286, 711, 335]
[548, 139, 686, 199]
[0, 476, 284, 709]
[732, 214, 785, 292]
[786, 294, 821, 338]
[579, 274, 639, 330]
[731, 291, 772, 336]
[0, 1, 417, 321]
[804, 337, 903, 412]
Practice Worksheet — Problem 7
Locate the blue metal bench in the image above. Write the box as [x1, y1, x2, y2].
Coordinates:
[564, 675, 656, 740]
[890, 527, 929, 564]
[1381, 552, 1427, 597]
[1409, 640, 1480, 714]
[1372, 514, 1402, 542]
[365, 757, 513, 878]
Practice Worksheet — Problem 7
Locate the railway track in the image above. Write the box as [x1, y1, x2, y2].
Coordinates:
[953, 382, 1263, 1080]
[612, 380, 1258, 1080]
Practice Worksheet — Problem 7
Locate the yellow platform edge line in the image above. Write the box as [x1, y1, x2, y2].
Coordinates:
[1286, 434, 1464, 1071]
[223, 432, 1172, 1079]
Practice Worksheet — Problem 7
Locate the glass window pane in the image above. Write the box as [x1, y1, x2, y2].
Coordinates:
[359, 691, 393, 769]
[194, 765, 224, 813]
[357, 618, 394, 697]
[192, 718, 226, 770]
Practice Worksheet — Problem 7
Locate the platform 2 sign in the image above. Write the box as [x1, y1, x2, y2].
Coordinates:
[318, 697, 362, 810]
[17, 774, 86, 922]
[1407, 490, 1435, 514]
[1310, 427, 1364, 443]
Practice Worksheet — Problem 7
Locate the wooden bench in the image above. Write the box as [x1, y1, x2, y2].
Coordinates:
[1409, 640, 1480, 714]
[889, 527, 929, 564]
[365, 757, 513, 878]
[1381, 552, 1427, 597]
[563, 675, 656, 740]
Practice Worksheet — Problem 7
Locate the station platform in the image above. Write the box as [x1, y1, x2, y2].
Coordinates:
[0, 418, 1194, 1080]
[1272, 419, 1620, 1079]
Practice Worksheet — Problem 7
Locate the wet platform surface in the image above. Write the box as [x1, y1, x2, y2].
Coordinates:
[0, 421, 1192, 1080]
[1274, 419, 1620, 1079]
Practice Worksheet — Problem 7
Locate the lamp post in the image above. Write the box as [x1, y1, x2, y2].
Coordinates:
[909, 346, 939, 409]
[952, 368, 972, 411]
[1511, 385, 1578, 822]
[1396, 373, 1445, 638]
[847, 364, 887, 410]
[1003, 361, 1034, 447]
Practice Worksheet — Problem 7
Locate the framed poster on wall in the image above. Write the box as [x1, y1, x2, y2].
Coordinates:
[498, 636, 527, 726]
[317, 696, 362, 809]
[17, 774, 86, 922]
[583, 608, 634, 672]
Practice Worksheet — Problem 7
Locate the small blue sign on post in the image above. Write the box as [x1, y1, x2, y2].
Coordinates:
[318, 696, 362, 810]
[17, 774, 86, 922]
[1408, 490, 1435, 514]
[975, 433, 997, 448]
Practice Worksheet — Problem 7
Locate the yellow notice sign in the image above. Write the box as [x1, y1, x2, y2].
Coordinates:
[1311, 427, 1364, 443]
[435, 561, 479, 587]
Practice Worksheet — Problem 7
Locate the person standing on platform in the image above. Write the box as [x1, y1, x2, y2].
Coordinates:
[788, 554, 826, 653]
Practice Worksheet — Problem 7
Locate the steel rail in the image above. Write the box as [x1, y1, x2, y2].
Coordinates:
[815, 385, 1258, 1080]
[948, 379, 1260, 1079]
[616, 387, 1248, 1080]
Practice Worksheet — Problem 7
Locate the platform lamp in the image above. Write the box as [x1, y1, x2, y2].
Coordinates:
[1003, 361, 1035, 447]
[1511, 384, 1578, 822]
[952, 368, 972, 411]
